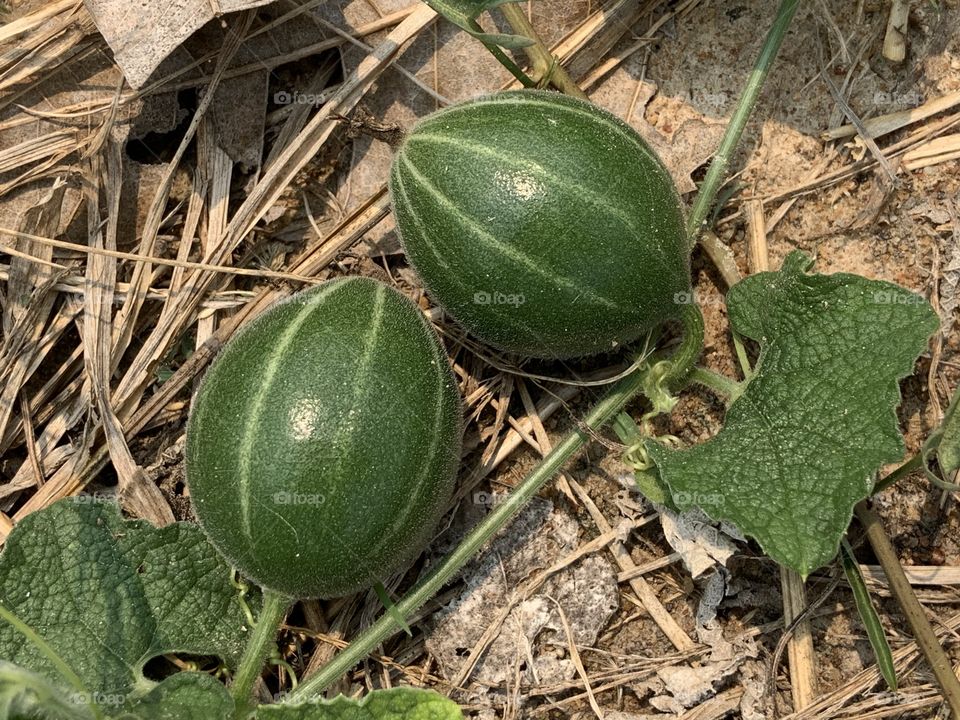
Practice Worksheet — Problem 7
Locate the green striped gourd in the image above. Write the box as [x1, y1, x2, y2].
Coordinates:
[185, 277, 462, 599]
[389, 89, 691, 359]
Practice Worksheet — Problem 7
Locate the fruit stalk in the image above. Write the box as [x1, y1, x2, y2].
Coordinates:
[661, 304, 704, 390]
[285, 309, 704, 701]
[231, 589, 291, 718]
[688, 366, 743, 403]
[872, 452, 923, 494]
[686, 0, 800, 242]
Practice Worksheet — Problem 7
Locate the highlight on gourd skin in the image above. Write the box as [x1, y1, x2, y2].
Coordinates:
[185, 276, 462, 599]
[389, 89, 692, 360]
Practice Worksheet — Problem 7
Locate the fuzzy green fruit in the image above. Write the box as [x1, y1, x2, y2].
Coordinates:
[389, 89, 691, 359]
[185, 277, 462, 599]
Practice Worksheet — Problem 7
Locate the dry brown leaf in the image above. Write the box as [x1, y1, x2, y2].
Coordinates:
[0, 181, 69, 445]
[0, 3, 180, 222]
[592, 70, 726, 194]
[194, 9, 323, 171]
[83, 0, 278, 88]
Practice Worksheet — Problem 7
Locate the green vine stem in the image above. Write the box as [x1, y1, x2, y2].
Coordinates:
[660, 304, 704, 390]
[285, 308, 704, 702]
[231, 589, 291, 719]
[686, 0, 800, 243]
[372, 582, 412, 637]
[497, 3, 589, 99]
[855, 501, 960, 715]
[688, 366, 744, 403]
[465, 17, 537, 89]
[872, 452, 923, 495]
[872, 418, 958, 496]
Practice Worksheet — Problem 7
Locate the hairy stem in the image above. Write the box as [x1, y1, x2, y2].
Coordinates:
[872, 452, 923, 495]
[686, 0, 800, 242]
[285, 315, 703, 701]
[231, 590, 291, 718]
[662, 304, 705, 390]
[466, 17, 537, 88]
[498, 3, 588, 99]
[689, 366, 743, 403]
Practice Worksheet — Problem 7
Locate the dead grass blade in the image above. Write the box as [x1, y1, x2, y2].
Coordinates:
[110, 11, 256, 417]
[0, 5, 95, 99]
[0, 0, 79, 46]
[81, 144, 174, 525]
[0, 181, 68, 443]
[824, 90, 960, 141]
[784, 612, 960, 719]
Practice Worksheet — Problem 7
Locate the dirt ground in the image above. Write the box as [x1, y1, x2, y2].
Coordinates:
[1, 0, 959, 718]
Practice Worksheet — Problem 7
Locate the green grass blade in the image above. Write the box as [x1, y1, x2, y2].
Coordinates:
[840, 538, 897, 691]
[373, 583, 413, 638]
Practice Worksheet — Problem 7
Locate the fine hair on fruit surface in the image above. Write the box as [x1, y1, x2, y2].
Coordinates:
[185, 276, 463, 599]
[389, 89, 692, 360]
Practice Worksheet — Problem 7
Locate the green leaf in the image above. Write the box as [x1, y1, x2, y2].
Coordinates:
[120, 673, 234, 720]
[936, 383, 960, 477]
[0, 499, 253, 715]
[420, 0, 534, 49]
[258, 688, 463, 719]
[839, 540, 897, 691]
[648, 252, 938, 576]
[0, 661, 93, 720]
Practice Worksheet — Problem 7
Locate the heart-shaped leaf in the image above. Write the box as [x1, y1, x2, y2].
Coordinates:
[648, 252, 938, 576]
[0, 499, 253, 717]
